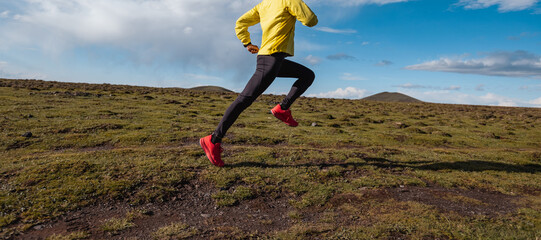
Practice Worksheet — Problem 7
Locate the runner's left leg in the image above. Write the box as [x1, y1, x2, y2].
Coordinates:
[212, 53, 287, 142]
[276, 59, 315, 110]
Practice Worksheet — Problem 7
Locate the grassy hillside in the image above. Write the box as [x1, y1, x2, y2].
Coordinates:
[0, 78, 540, 239]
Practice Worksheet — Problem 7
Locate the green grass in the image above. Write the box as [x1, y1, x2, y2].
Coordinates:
[100, 209, 146, 234]
[212, 185, 255, 207]
[46, 231, 89, 240]
[1, 79, 540, 238]
[152, 222, 198, 239]
[100, 217, 135, 234]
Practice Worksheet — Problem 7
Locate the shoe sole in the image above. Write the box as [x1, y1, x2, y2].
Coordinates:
[271, 109, 298, 127]
[200, 138, 223, 167]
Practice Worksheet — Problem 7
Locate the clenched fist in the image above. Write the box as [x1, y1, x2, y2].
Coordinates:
[246, 44, 259, 54]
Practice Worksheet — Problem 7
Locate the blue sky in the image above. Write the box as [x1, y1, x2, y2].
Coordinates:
[1, 0, 540, 107]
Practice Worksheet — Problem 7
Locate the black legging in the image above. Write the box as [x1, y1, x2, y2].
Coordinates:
[213, 52, 315, 140]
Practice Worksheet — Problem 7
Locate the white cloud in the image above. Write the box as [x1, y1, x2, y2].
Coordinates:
[401, 90, 527, 107]
[0, 70, 47, 80]
[309, 87, 369, 99]
[455, 0, 540, 12]
[315, 27, 357, 34]
[304, 55, 323, 66]
[479, 93, 518, 106]
[340, 73, 365, 81]
[327, 53, 357, 61]
[475, 84, 485, 91]
[405, 50, 541, 79]
[0, 0, 411, 86]
[395, 83, 462, 91]
[0, 0, 260, 71]
[507, 32, 539, 40]
[362, 42, 370, 46]
[529, 97, 541, 105]
[183, 27, 193, 35]
[295, 40, 326, 52]
[520, 84, 541, 90]
[183, 73, 223, 82]
[395, 83, 428, 89]
[0, 61, 48, 79]
[0, 11, 9, 18]
[376, 60, 393, 66]
[445, 85, 462, 90]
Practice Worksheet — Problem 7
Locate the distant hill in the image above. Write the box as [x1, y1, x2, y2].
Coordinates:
[362, 92, 422, 103]
[189, 86, 233, 93]
[0, 79, 235, 94]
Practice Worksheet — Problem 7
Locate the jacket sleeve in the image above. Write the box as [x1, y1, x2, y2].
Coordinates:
[287, 0, 318, 27]
[235, 6, 260, 46]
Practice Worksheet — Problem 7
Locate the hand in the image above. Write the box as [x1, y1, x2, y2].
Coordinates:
[246, 44, 259, 54]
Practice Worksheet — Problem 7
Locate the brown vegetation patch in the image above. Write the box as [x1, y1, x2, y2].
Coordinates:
[387, 186, 521, 217]
[321, 186, 523, 230]
[327, 186, 521, 219]
[16, 180, 293, 239]
[5, 140, 33, 151]
[80, 124, 124, 133]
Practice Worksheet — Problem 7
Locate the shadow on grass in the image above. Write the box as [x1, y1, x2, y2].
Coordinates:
[228, 161, 365, 169]
[229, 158, 541, 173]
[418, 160, 541, 173]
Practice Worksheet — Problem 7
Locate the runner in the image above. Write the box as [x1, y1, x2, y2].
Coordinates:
[200, 0, 318, 167]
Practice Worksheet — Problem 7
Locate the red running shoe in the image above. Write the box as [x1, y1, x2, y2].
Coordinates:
[199, 135, 224, 167]
[271, 104, 298, 127]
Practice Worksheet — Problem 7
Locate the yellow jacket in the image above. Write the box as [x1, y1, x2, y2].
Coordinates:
[235, 0, 318, 56]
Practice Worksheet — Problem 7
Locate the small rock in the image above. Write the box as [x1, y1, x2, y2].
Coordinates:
[165, 100, 181, 104]
[33, 225, 44, 230]
[438, 132, 453, 137]
[143, 210, 154, 216]
[311, 122, 318, 127]
[201, 214, 211, 218]
[22, 132, 32, 138]
[483, 132, 500, 139]
[394, 122, 409, 129]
